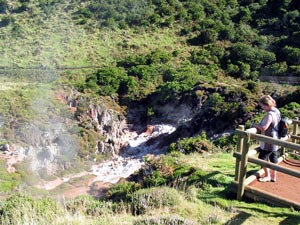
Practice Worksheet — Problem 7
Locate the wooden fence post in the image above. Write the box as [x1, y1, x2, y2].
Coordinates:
[292, 117, 299, 144]
[237, 131, 250, 200]
[234, 125, 244, 181]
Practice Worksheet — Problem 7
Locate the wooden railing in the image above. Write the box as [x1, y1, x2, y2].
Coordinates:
[233, 118, 300, 204]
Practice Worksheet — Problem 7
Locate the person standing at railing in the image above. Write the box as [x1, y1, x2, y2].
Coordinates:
[252, 95, 281, 182]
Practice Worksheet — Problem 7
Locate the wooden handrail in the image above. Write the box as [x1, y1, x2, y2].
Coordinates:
[292, 119, 300, 125]
[291, 135, 300, 140]
[234, 119, 300, 203]
[235, 130, 300, 151]
[233, 152, 300, 178]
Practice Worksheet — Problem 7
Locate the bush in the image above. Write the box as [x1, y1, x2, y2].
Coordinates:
[290, 65, 300, 76]
[130, 186, 182, 215]
[283, 46, 300, 65]
[188, 29, 218, 45]
[0, 193, 63, 224]
[134, 215, 196, 225]
[189, 49, 211, 64]
[280, 102, 300, 119]
[0, 15, 15, 27]
[105, 181, 141, 202]
[65, 195, 115, 216]
[11, 23, 23, 38]
[82, 67, 127, 96]
[262, 62, 288, 76]
[142, 169, 169, 187]
[0, 0, 8, 13]
[213, 134, 237, 152]
[168, 133, 215, 154]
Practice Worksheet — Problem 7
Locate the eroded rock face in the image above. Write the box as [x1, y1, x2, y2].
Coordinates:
[75, 103, 130, 158]
[2, 89, 131, 176]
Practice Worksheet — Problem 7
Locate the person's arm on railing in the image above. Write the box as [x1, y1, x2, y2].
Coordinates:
[252, 114, 272, 132]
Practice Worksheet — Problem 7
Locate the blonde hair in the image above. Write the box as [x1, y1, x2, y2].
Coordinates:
[259, 95, 276, 107]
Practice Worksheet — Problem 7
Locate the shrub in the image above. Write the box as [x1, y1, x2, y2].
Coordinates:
[82, 67, 127, 96]
[0, 0, 8, 13]
[189, 49, 211, 64]
[130, 186, 182, 215]
[283, 46, 300, 65]
[246, 80, 260, 93]
[234, 7, 252, 23]
[213, 134, 237, 152]
[206, 93, 225, 112]
[74, 7, 93, 20]
[290, 65, 300, 76]
[188, 29, 218, 45]
[142, 169, 169, 187]
[226, 63, 240, 77]
[105, 181, 141, 202]
[14, 2, 30, 13]
[11, 23, 23, 38]
[219, 26, 235, 41]
[168, 133, 215, 154]
[280, 102, 300, 119]
[147, 49, 171, 64]
[134, 215, 197, 225]
[262, 62, 288, 76]
[226, 42, 276, 79]
[95, 67, 127, 96]
[0, 15, 15, 27]
[65, 195, 115, 216]
[0, 193, 63, 224]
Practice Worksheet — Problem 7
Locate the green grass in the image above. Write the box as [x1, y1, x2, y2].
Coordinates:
[162, 152, 300, 224]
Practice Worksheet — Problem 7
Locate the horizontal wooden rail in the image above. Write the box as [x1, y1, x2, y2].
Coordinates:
[235, 130, 300, 151]
[233, 152, 300, 178]
[291, 135, 300, 140]
[292, 119, 300, 125]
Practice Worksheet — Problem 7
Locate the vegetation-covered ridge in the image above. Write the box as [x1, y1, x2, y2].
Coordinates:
[0, 0, 300, 79]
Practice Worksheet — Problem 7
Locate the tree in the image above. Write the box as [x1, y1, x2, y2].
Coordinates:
[283, 46, 300, 65]
[94, 67, 127, 96]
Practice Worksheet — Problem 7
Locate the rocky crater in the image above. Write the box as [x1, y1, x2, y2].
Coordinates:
[0, 83, 259, 199]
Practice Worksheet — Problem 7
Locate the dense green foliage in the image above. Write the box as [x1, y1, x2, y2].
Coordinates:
[67, 0, 300, 104]
[0, 193, 63, 224]
[169, 133, 217, 154]
[1, 0, 300, 103]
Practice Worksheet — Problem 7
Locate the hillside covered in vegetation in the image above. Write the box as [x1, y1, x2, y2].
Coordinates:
[0, 0, 300, 224]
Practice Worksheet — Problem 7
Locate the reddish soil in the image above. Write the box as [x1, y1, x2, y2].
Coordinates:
[61, 180, 112, 200]
[249, 158, 300, 203]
